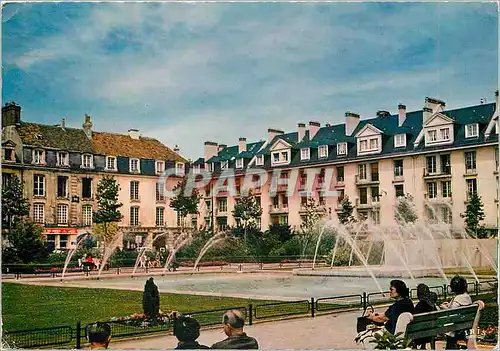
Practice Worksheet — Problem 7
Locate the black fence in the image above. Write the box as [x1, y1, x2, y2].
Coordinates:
[3, 325, 75, 349]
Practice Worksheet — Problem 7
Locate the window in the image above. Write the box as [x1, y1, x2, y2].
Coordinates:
[359, 140, 368, 151]
[369, 138, 378, 150]
[193, 164, 201, 174]
[371, 186, 380, 202]
[57, 152, 69, 167]
[176, 162, 185, 176]
[272, 153, 279, 163]
[426, 156, 437, 174]
[427, 182, 437, 199]
[465, 123, 479, 138]
[209, 163, 214, 172]
[156, 207, 165, 227]
[256, 155, 264, 166]
[236, 159, 244, 169]
[358, 164, 367, 180]
[57, 204, 68, 224]
[370, 163, 379, 181]
[337, 166, 344, 182]
[466, 178, 477, 198]
[282, 195, 289, 208]
[441, 154, 451, 174]
[442, 206, 452, 224]
[318, 145, 328, 158]
[395, 184, 404, 197]
[273, 196, 279, 209]
[33, 174, 45, 196]
[394, 134, 406, 148]
[57, 176, 68, 198]
[33, 203, 44, 223]
[319, 194, 326, 206]
[394, 160, 403, 177]
[82, 205, 93, 226]
[300, 148, 310, 160]
[359, 187, 368, 204]
[82, 154, 93, 169]
[427, 130, 437, 142]
[221, 161, 228, 170]
[337, 142, 347, 155]
[156, 182, 165, 202]
[130, 207, 139, 226]
[337, 189, 345, 202]
[130, 158, 140, 173]
[371, 211, 380, 224]
[281, 151, 288, 162]
[60, 235, 68, 249]
[82, 178, 92, 199]
[465, 151, 476, 173]
[106, 156, 117, 171]
[440, 128, 450, 140]
[156, 160, 165, 174]
[3, 148, 14, 162]
[33, 149, 45, 165]
[442, 181, 452, 198]
[271, 151, 289, 165]
[217, 198, 227, 212]
[130, 181, 139, 201]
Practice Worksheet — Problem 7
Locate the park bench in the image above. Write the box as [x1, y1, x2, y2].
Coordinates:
[395, 300, 485, 349]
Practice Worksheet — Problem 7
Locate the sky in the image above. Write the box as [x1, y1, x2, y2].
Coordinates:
[2, 2, 498, 160]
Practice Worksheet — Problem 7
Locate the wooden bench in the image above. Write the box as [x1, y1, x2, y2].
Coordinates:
[395, 301, 484, 349]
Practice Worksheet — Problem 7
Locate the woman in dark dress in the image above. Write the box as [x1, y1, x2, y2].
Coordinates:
[413, 284, 438, 349]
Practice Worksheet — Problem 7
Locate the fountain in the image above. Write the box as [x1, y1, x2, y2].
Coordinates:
[61, 232, 92, 280]
[131, 233, 169, 277]
[162, 232, 193, 275]
[192, 232, 227, 273]
[97, 232, 124, 279]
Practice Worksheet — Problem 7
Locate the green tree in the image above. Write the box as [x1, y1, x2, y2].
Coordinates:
[395, 194, 419, 225]
[298, 197, 324, 257]
[338, 196, 356, 225]
[232, 192, 263, 230]
[2, 219, 49, 263]
[461, 193, 487, 238]
[2, 175, 30, 233]
[169, 177, 201, 228]
[93, 176, 123, 244]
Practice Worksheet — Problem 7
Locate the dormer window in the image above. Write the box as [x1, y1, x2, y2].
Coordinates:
[337, 142, 347, 156]
[256, 155, 264, 166]
[370, 138, 378, 149]
[394, 134, 406, 148]
[175, 162, 185, 176]
[318, 145, 328, 158]
[236, 159, 244, 169]
[465, 123, 479, 138]
[193, 164, 201, 174]
[106, 156, 117, 171]
[156, 160, 165, 174]
[81, 154, 94, 169]
[57, 151, 69, 167]
[129, 158, 140, 173]
[427, 130, 437, 142]
[271, 150, 290, 166]
[221, 161, 228, 170]
[3, 145, 15, 162]
[440, 128, 450, 140]
[33, 149, 45, 165]
[209, 163, 214, 172]
[300, 148, 310, 160]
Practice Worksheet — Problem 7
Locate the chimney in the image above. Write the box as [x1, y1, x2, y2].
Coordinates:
[398, 104, 406, 127]
[423, 107, 433, 124]
[204, 141, 218, 166]
[308, 121, 321, 139]
[60, 118, 66, 130]
[425, 97, 446, 113]
[297, 123, 306, 142]
[218, 144, 227, 152]
[82, 114, 93, 139]
[376, 110, 391, 118]
[128, 128, 140, 140]
[238, 137, 247, 153]
[496, 90, 499, 108]
[345, 111, 360, 136]
[2, 102, 21, 127]
[325, 123, 331, 127]
[268, 128, 284, 142]
[173, 144, 180, 154]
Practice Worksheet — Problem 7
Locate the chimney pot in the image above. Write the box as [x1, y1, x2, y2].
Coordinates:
[82, 114, 93, 139]
[128, 129, 140, 140]
[61, 118, 66, 129]
[376, 110, 391, 117]
[398, 104, 407, 127]
[238, 138, 247, 153]
[297, 123, 306, 141]
[2, 101, 21, 127]
[308, 121, 321, 139]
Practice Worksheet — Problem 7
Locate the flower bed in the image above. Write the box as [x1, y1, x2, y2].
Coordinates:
[477, 326, 498, 344]
[109, 313, 171, 328]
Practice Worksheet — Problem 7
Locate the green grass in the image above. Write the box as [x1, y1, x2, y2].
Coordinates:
[2, 283, 280, 331]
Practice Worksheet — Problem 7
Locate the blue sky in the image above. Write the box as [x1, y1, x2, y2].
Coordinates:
[2, 2, 498, 160]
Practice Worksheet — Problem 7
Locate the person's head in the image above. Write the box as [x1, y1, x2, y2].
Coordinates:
[417, 283, 430, 300]
[222, 310, 245, 337]
[173, 315, 201, 343]
[450, 275, 468, 294]
[389, 280, 409, 299]
[86, 322, 111, 349]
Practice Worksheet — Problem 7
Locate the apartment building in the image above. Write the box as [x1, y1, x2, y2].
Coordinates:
[1, 103, 187, 251]
[198, 93, 499, 233]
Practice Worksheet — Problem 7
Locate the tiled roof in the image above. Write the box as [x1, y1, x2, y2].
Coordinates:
[192, 157, 205, 165]
[92, 132, 186, 162]
[16, 122, 93, 153]
[207, 141, 266, 163]
[256, 132, 299, 156]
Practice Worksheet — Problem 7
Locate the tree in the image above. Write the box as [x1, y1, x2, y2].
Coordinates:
[395, 194, 419, 225]
[169, 177, 201, 228]
[298, 197, 324, 257]
[2, 175, 30, 233]
[232, 191, 263, 231]
[461, 193, 487, 238]
[2, 219, 49, 263]
[338, 196, 356, 225]
[93, 176, 123, 243]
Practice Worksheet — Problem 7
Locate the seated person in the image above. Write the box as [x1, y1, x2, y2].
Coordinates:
[86, 322, 111, 350]
[172, 314, 209, 349]
[366, 279, 415, 335]
[413, 283, 438, 349]
[211, 310, 258, 349]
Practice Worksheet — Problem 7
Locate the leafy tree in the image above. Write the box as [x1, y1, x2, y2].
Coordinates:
[2, 219, 49, 263]
[169, 177, 201, 228]
[2, 175, 30, 233]
[461, 193, 487, 238]
[232, 192, 262, 230]
[395, 194, 419, 225]
[268, 223, 293, 243]
[338, 196, 356, 225]
[298, 197, 324, 257]
[93, 176, 123, 243]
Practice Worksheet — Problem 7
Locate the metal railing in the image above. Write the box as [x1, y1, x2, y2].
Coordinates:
[3, 325, 74, 349]
[253, 300, 310, 320]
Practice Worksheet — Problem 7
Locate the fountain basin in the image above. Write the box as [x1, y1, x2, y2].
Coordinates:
[294, 266, 450, 278]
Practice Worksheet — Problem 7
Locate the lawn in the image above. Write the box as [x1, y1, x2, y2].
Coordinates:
[2, 283, 280, 331]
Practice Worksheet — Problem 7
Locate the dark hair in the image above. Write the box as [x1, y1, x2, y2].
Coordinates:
[173, 316, 201, 342]
[417, 283, 430, 300]
[450, 275, 468, 294]
[390, 279, 409, 298]
[86, 322, 111, 344]
[222, 310, 245, 329]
